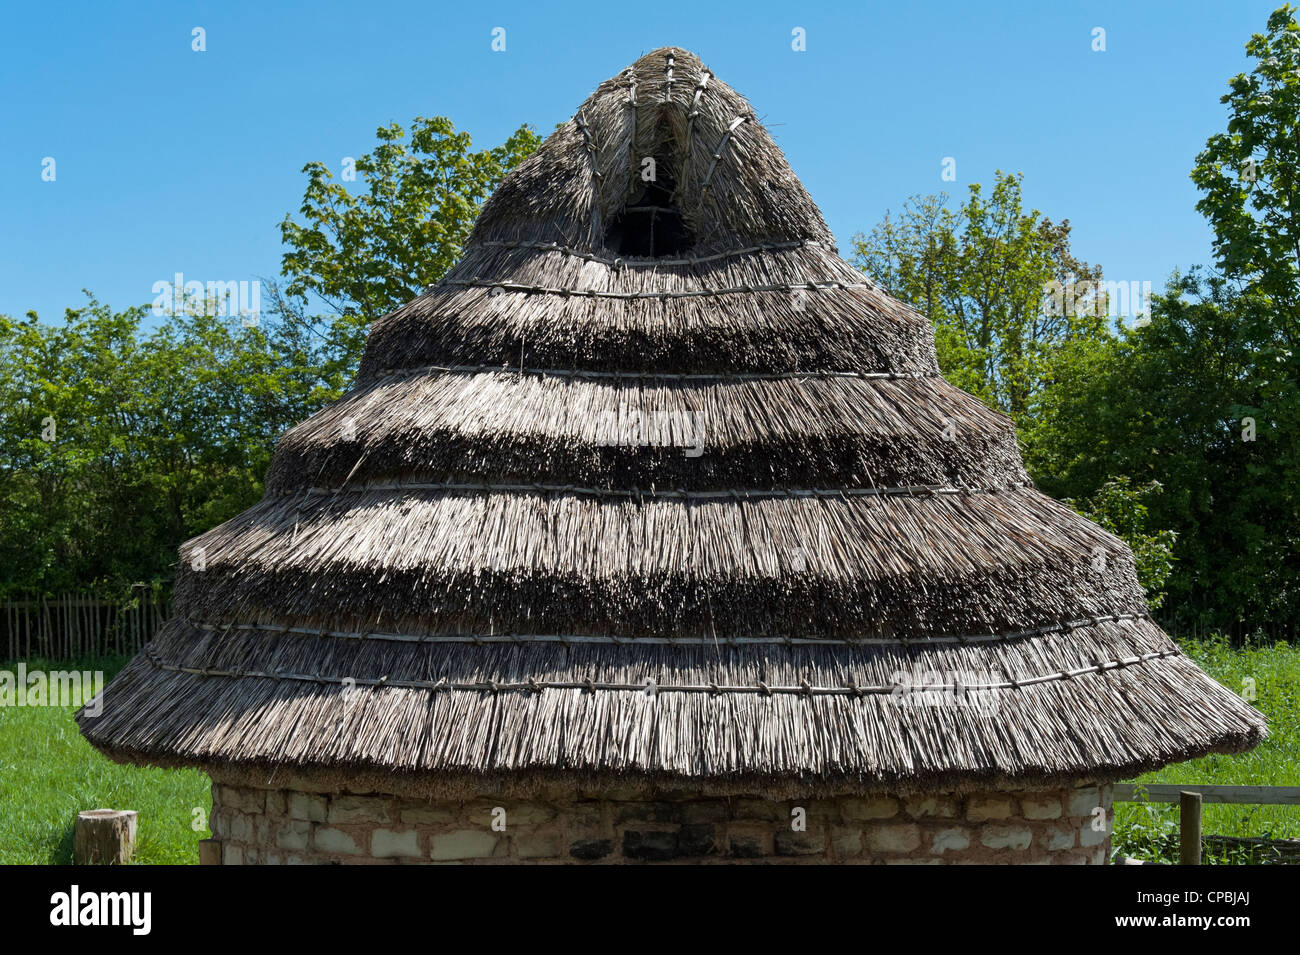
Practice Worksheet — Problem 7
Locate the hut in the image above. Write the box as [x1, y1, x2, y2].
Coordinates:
[79, 47, 1265, 865]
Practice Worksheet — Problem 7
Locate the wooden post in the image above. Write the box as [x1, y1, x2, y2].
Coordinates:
[1180, 790, 1202, 865]
[198, 839, 222, 866]
[73, 809, 139, 864]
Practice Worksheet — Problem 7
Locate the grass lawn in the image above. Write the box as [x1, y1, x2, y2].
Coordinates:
[1112, 636, 1300, 863]
[1, 637, 1295, 864]
[0, 655, 211, 864]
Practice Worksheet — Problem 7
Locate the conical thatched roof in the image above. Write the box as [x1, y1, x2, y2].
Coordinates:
[79, 48, 1265, 795]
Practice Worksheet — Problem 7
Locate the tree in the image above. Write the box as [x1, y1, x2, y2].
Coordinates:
[1031, 271, 1298, 634]
[1191, 3, 1300, 342]
[0, 115, 542, 601]
[1065, 479, 1177, 610]
[278, 116, 541, 373]
[0, 295, 341, 598]
[852, 172, 1106, 425]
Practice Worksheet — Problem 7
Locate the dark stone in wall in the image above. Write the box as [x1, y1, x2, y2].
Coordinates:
[569, 838, 614, 860]
[623, 830, 680, 860]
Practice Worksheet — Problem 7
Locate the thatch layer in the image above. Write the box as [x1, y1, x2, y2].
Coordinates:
[170, 486, 1145, 640]
[264, 371, 1025, 493]
[79, 616, 1263, 789]
[78, 46, 1266, 787]
[357, 274, 938, 380]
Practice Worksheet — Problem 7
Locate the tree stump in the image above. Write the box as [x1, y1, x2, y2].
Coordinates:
[73, 809, 138, 864]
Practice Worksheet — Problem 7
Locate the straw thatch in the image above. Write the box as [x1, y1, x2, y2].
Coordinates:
[78, 47, 1265, 793]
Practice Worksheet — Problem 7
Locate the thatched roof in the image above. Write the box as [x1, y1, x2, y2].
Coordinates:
[78, 48, 1265, 794]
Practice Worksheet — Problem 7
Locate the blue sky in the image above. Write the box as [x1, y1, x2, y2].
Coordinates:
[0, 0, 1283, 324]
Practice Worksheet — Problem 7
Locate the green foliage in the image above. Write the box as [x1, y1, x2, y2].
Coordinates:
[852, 171, 1106, 424]
[852, 14, 1300, 632]
[278, 116, 541, 370]
[1191, 4, 1300, 327]
[851, 173, 1183, 595]
[1029, 271, 1299, 633]
[0, 295, 342, 598]
[1028, 6, 1300, 634]
[0, 116, 540, 600]
[1063, 477, 1177, 609]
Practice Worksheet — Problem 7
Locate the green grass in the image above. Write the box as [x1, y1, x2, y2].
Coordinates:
[0, 655, 211, 864]
[1113, 636, 1300, 863]
[2, 638, 1295, 864]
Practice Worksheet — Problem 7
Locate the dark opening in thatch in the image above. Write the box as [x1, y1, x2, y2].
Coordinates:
[606, 158, 695, 256]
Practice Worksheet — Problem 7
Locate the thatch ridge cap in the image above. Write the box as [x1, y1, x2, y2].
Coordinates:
[467, 45, 833, 252]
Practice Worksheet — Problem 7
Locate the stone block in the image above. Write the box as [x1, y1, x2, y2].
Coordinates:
[680, 801, 729, 823]
[430, 830, 499, 860]
[515, 832, 562, 859]
[501, 803, 554, 826]
[623, 830, 680, 861]
[1079, 820, 1109, 847]
[1045, 826, 1076, 851]
[980, 825, 1032, 850]
[220, 786, 264, 815]
[229, 812, 253, 844]
[400, 806, 458, 826]
[729, 831, 771, 858]
[930, 827, 971, 854]
[841, 796, 899, 820]
[288, 792, 327, 823]
[1021, 794, 1063, 820]
[328, 794, 393, 825]
[775, 829, 825, 856]
[902, 795, 958, 819]
[614, 802, 683, 825]
[569, 837, 614, 861]
[966, 795, 1014, 821]
[314, 827, 363, 855]
[1067, 786, 1102, 817]
[869, 824, 922, 853]
[678, 823, 717, 856]
[831, 827, 863, 857]
[276, 820, 312, 851]
[733, 799, 788, 821]
[372, 829, 421, 858]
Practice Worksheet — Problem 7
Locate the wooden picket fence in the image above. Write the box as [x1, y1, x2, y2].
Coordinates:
[2, 593, 171, 661]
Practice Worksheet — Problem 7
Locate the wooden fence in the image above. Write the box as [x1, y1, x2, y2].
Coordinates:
[3, 593, 171, 661]
[1115, 784, 1300, 864]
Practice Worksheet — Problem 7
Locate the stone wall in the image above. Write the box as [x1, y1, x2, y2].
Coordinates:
[206, 777, 1112, 864]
